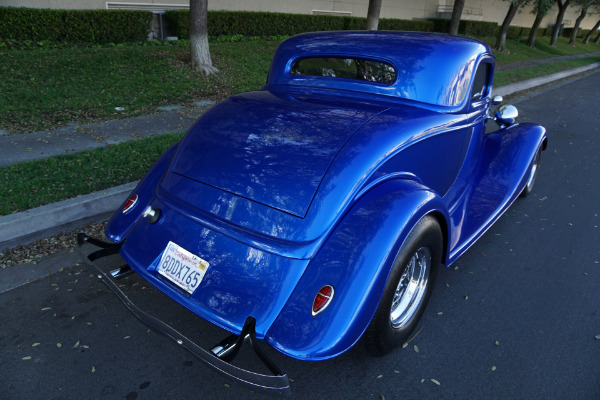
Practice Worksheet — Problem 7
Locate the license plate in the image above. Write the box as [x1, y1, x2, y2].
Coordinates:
[156, 242, 209, 294]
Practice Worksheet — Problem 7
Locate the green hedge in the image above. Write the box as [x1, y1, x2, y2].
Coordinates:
[0, 7, 152, 44]
[428, 18, 499, 36]
[165, 10, 433, 39]
[562, 27, 589, 38]
[506, 25, 531, 39]
[462, 20, 498, 37]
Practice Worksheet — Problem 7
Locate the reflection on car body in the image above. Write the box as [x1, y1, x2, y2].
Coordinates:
[79, 31, 547, 395]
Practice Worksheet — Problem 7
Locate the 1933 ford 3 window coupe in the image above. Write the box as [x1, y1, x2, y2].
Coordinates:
[79, 31, 546, 394]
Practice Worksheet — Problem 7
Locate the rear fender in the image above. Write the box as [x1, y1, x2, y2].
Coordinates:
[105, 143, 179, 243]
[265, 179, 449, 360]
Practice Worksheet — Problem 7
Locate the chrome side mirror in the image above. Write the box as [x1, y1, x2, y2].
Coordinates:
[491, 95, 503, 106]
[495, 104, 518, 127]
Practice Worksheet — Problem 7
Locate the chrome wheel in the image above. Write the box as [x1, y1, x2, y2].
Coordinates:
[525, 150, 540, 193]
[521, 149, 542, 198]
[390, 247, 431, 329]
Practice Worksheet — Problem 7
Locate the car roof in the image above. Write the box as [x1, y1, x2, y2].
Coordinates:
[266, 31, 494, 109]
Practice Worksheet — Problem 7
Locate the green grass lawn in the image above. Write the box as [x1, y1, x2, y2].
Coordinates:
[0, 132, 184, 216]
[2, 36, 599, 135]
[482, 35, 600, 63]
[0, 40, 279, 134]
[1, 34, 599, 216]
[494, 55, 600, 86]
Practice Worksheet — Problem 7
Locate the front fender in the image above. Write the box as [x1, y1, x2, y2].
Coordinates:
[265, 179, 449, 360]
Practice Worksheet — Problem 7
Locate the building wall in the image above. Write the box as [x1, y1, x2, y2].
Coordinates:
[2, 0, 598, 30]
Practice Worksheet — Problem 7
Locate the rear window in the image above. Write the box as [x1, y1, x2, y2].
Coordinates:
[290, 57, 396, 84]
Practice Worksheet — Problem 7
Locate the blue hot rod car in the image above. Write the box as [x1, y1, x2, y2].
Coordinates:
[79, 31, 546, 394]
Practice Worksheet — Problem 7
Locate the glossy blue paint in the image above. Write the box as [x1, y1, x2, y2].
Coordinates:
[117, 201, 310, 337]
[267, 31, 491, 111]
[265, 179, 448, 360]
[106, 142, 179, 243]
[105, 31, 547, 361]
[172, 90, 385, 217]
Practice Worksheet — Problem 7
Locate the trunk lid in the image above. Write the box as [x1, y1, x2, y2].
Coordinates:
[172, 90, 384, 217]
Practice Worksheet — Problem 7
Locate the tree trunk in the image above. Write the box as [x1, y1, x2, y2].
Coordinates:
[449, 0, 466, 35]
[366, 0, 382, 30]
[550, 0, 571, 46]
[569, 8, 587, 45]
[583, 19, 600, 44]
[495, 1, 521, 52]
[190, 0, 218, 75]
[528, 14, 544, 48]
[595, 31, 600, 44]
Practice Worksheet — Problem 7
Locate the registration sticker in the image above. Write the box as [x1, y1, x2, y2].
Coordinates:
[156, 242, 209, 294]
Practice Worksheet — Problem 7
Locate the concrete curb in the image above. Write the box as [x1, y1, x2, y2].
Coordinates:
[1, 63, 599, 253]
[494, 62, 600, 97]
[0, 182, 138, 251]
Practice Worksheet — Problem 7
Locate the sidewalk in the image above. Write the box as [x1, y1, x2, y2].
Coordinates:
[1, 63, 599, 252]
[0, 101, 215, 168]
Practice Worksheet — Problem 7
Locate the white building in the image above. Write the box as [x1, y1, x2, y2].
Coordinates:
[2, 0, 598, 31]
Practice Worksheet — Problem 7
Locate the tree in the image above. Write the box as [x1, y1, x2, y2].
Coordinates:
[190, 0, 218, 75]
[570, 0, 600, 44]
[527, 0, 555, 47]
[449, 0, 466, 35]
[583, 18, 600, 43]
[496, 0, 530, 51]
[367, 0, 383, 30]
[550, 0, 572, 46]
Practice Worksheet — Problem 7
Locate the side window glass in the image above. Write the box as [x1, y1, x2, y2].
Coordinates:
[471, 63, 490, 102]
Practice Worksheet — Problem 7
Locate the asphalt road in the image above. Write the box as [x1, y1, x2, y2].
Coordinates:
[1, 71, 599, 400]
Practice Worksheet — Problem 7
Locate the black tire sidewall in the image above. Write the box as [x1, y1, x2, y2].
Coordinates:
[365, 215, 443, 355]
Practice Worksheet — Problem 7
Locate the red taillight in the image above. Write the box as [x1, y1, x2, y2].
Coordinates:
[122, 194, 138, 214]
[312, 285, 334, 316]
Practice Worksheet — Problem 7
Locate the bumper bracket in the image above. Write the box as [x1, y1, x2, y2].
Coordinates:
[77, 232, 291, 396]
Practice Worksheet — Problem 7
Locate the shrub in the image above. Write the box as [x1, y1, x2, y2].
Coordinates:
[563, 27, 588, 39]
[427, 19, 498, 36]
[165, 10, 433, 39]
[507, 26, 531, 39]
[429, 18, 450, 33]
[462, 20, 498, 37]
[0, 7, 152, 44]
